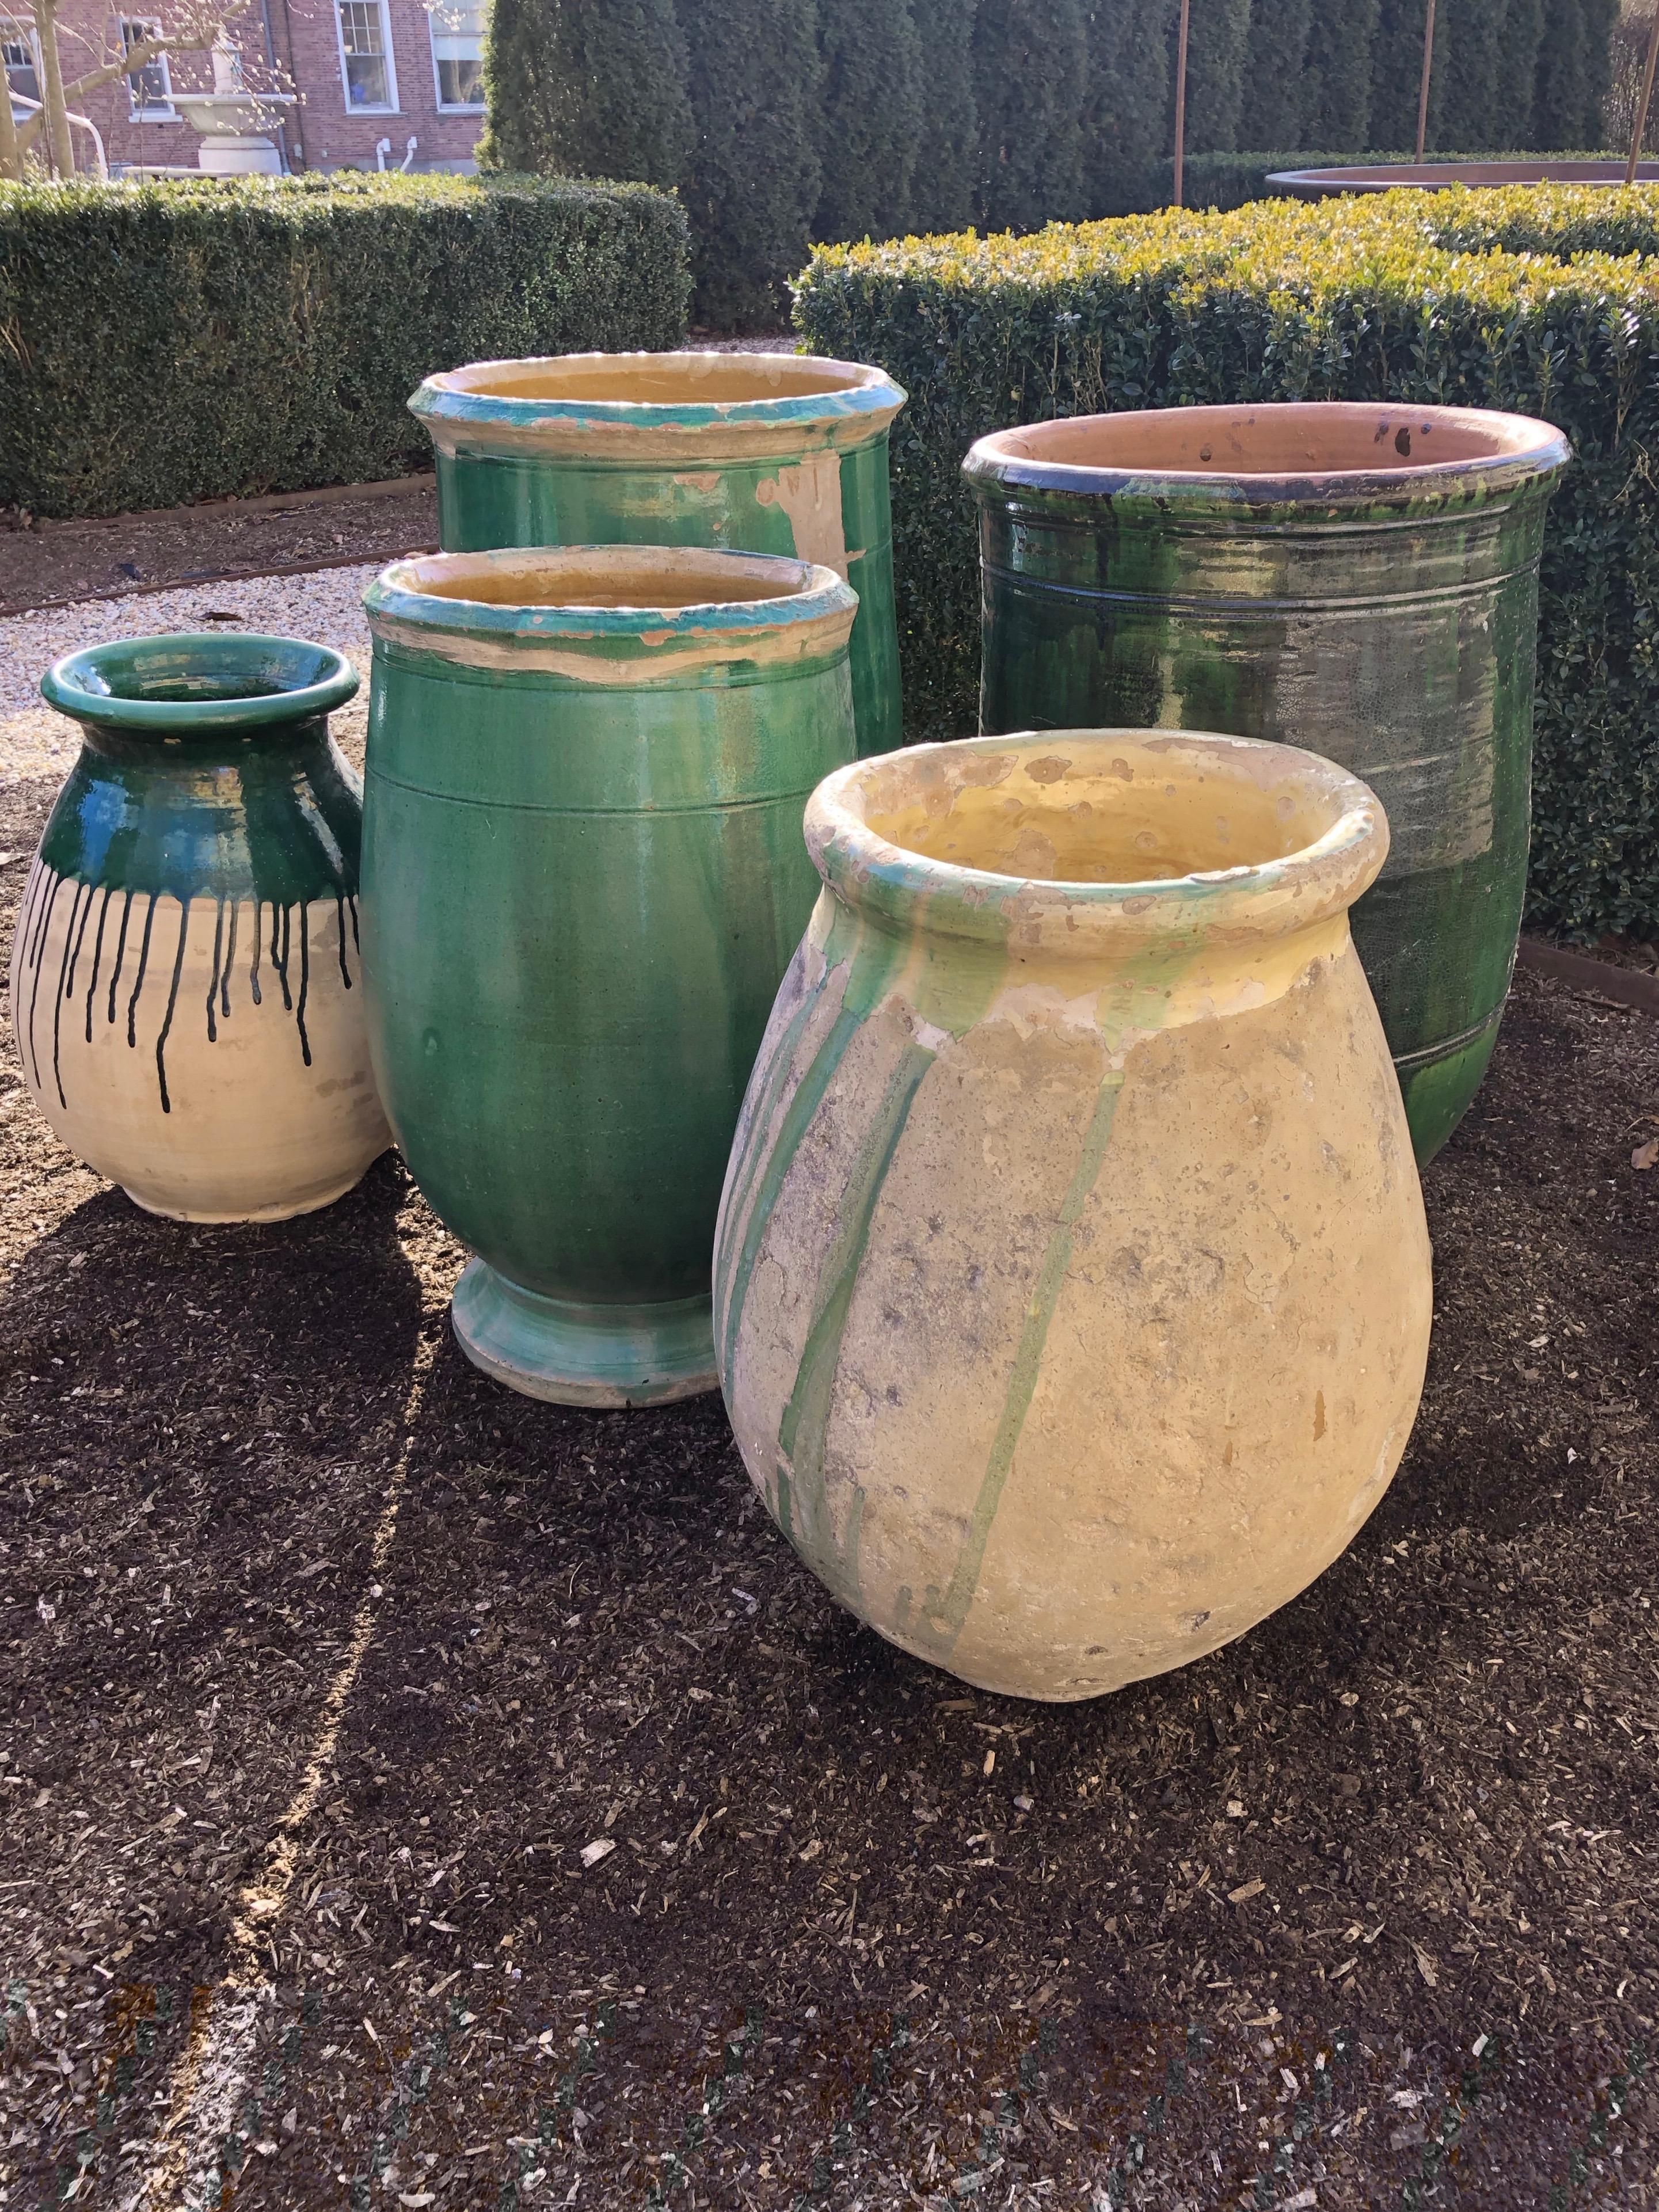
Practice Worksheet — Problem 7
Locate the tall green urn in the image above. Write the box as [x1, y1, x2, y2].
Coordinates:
[10, 633, 388, 1221]
[408, 351, 905, 759]
[964, 402, 1571, 1161]
[359, 545, 859, 1407]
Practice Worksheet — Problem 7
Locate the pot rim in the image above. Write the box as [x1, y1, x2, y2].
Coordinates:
[964, 401, 1571, 511]
[410, 349, 907, 462]
[807, 729, 1387, 957]
[364, 545, 859, 675]
[40, 632, 359, 734]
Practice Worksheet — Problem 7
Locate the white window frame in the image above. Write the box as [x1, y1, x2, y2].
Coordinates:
[334, 0, 398, 116]
[2, 16, 42, 108]
[121, 18, 176, 121]
[427, 0, 484, 113]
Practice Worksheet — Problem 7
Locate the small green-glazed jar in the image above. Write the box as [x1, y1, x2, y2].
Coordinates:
[11, 632, 389, 1221]
[408, 351, 905, 759]
[360, 543, 859, 1407]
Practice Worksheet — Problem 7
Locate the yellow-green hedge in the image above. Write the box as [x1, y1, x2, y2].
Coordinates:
[796, 186, 1659, 940]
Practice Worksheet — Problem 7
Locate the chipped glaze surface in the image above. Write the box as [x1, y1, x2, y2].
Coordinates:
[360, 546, 859, 1408]
[714, 729, 1433, 1702]
[965, 401, 1572, 1163]
[10, 633, 389, 1222]
[408, 352, 905, 758]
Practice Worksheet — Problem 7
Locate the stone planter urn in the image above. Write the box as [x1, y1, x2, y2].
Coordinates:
[360, 545, 858, 1407]
[172, 41, 295, 174]
[12, 633, 389, 1221]
[715, 729, 1433, 1702]
[408, 351, 906, 759]
[964, 402, 1571, 1160]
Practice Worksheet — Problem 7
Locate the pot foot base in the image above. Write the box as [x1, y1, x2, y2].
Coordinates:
[450, 1263, 718, 1407]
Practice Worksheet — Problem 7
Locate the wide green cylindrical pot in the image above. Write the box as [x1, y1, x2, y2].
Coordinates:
[964, 402, 1572, 1160]
[360, 545, 859, 1407]
[10, 632, 388, 1222]
[408, 351, 905, 759]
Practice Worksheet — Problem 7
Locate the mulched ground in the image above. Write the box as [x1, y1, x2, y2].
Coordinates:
[1, 483, 1656, 2207]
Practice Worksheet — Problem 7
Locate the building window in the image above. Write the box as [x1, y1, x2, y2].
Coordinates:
[337, 0, 396, 112]
[428, 0, 484, 110]
[2, 17, 40, 106]
[121, 19, 175, 119]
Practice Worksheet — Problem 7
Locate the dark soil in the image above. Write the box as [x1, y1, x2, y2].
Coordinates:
[0, 483, 439, 616]
[2, 744, 1658, 2208]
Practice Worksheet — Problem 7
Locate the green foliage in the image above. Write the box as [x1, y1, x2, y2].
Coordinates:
[1366, 0, 1445, 151]
[908, 0, 981, 231]
[1532, 0, 1621, 151]
[972, 0, 1090, 229]
[1234, 0, 1314, 152]
[475, 0, 692, 186]
[1174, 0, 1252, 154]
[1084, 0, 1177, 216]
[813, 0, 924, 242]
[1302, 0, 1379, 149]
[796, 185, 1659, 937]
[679, 0, 821, 328]
[0, 173, 690, 521]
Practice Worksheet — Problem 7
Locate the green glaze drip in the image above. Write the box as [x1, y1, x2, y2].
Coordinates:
[917, 1069, 1127, 1661]
[774, 1039, 938, 1609]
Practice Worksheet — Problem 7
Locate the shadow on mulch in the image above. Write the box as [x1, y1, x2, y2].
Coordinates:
[2, 716, 1656, 2205]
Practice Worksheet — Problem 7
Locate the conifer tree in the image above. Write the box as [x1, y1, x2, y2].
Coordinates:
[1302, 0, 1379, 150]
[1531, 0, 1619, 149]
[1235, 0, 1313, 151]
[1367, 0, 1451, 151]
[813, 0, 925, 241]
[1084, 0, 1175, 213]
[972, 0, 1090, 231]
[1172, 0, 1252, 154]
[479, 0, 692, 186]
[678, 0, 823, 328]
[908, 0, 980, 230]
[1436, 0, 1505, 151]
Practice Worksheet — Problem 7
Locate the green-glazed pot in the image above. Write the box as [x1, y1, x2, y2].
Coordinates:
[9, 633, 389, 1221]
[360, 543, 859, 1407]
[964, 402, 1572, 1161]
[408, 351, 905, 760]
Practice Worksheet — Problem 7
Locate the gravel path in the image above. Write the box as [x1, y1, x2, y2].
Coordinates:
[0, 563, 380, 781]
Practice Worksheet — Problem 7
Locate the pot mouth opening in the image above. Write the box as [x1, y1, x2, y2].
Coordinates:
[430, 350, 881, 409]
[973, 401, 1567, 484]
[809, 731, 1386, 950]
[41, 633, 359, 733]
[389, 545, 834, 612]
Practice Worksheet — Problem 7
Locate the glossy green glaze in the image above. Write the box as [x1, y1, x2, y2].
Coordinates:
[360, 545, 859, 1406]
[965, 402, 1572, 1160]
[408, 351, 905, 759]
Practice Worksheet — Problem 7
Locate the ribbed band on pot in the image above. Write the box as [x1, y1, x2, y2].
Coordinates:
[41, 633, 359, 735]
[806, 730, 1388, 959]
[409, 351, 907, 465]
[963, 402, 1572, 519]
[363, 544, 859, 683]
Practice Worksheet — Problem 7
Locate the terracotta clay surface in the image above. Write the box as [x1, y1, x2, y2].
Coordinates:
[716, 730, 1434, 1701]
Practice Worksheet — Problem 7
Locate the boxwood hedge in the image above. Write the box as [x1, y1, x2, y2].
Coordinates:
[796, 185, 1659, 940]
[0, 172, 689, 521]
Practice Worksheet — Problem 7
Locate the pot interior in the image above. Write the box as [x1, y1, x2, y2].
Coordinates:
[393, 548, 819, 611]
[59, 635, 344, 707]
[859, 743, 1334, 887]
[997, 402, 1540, 476]
[440, 353, 865, 408]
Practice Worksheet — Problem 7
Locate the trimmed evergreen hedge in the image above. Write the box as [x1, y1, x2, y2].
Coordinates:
[0, 172, 689, 521]
[796, 185, 1659, 939]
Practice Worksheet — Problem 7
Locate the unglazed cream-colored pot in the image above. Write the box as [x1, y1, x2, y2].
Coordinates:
[714, 729, 1433, 1701]
[11, 633, 389, 1223]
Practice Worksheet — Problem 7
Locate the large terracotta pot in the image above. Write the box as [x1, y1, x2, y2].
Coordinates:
[9, 633, 389, 1221]
[964, 402, 1572, 1162]
[360, 545, 859, 1408]
[714, 729, 1433, 1702]
[408, 351, 905, 759]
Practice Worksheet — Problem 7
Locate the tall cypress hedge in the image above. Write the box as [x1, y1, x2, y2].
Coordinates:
[813, 0, 924, 242]
[679, 0, 821, 328]
[1234, 0, 1314, 151]
[1173, 0, 1253, 154]
[972, 0, 1090, 230]
[908, 0, 980, 230]
[1366, 0, 1451, 150]
[1300, 0, 1378, 148]
[1532, 0, 1620, 150]
[1085, 0, 1175, 216]
[477, 0, 692, 186]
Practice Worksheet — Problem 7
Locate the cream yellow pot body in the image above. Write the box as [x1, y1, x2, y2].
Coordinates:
[714, 730, 1433, 1701]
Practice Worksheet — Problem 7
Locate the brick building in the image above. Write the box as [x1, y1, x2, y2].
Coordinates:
[3, 0, 486, 176]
